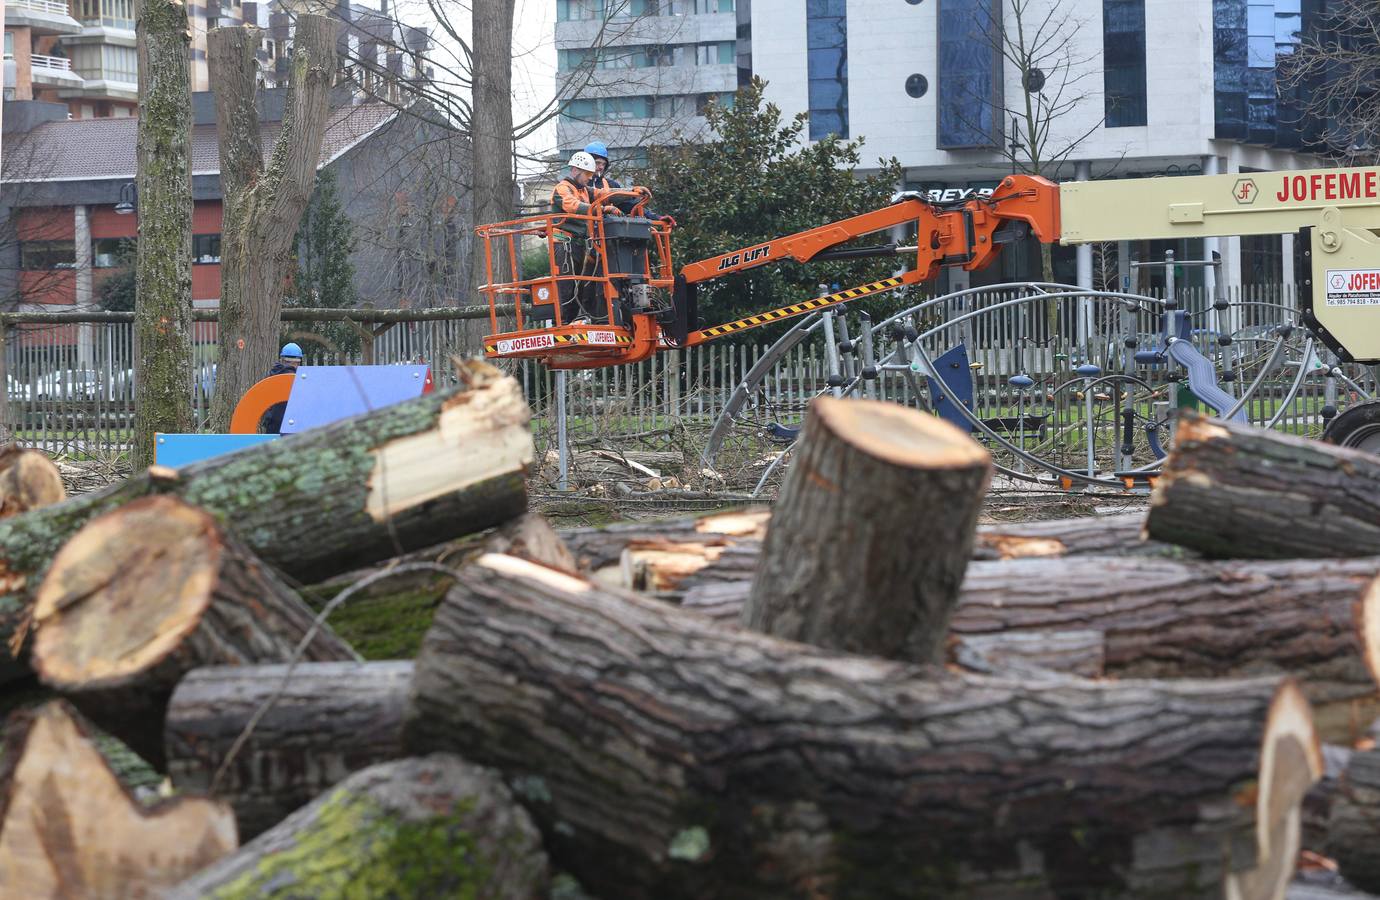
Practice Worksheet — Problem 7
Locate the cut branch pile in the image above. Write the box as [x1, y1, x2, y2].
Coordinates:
[12, 394, 1380, 896]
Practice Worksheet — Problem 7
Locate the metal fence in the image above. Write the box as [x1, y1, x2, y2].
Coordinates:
[0, 284, 1339, 463]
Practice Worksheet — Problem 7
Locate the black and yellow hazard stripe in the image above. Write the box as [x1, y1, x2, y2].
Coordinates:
[694, 276, 906, 340]
[484, 329, 634, 354]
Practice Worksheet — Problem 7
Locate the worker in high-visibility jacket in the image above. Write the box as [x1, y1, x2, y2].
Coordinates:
[551, 150, 619, 324]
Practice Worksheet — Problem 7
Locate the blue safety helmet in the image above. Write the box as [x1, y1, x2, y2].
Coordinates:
[280, 342, 304, 359]
[584, 141, 609, 162]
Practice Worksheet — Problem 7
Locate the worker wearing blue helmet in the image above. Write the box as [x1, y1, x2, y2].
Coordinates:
[584, 141, 620, 191]
[261, 342, 303, 433]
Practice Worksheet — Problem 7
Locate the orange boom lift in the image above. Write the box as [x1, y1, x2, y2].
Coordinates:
[476, 175, 1062, 369]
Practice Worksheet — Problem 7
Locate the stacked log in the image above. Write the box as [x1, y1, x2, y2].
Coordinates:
[0, 444, 64, 517]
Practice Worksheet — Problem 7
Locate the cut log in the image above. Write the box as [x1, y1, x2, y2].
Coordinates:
[1147, 410, 1380, 558]
[0, 700, 236, 897]
[167, 754, 548, 899]
[1327, 748, 1380, 892]
[0, 359, 531, 681]
[166, 661, 412, 839]
[31, 495, 356, 767]
[1302, 743, 1351, 855]
[742, 397, 992, 662]
[597, 511, 1160, 601]
[0, 445, 64, 518]
[950, 629, 1106, 678]
[405, 553, 1322, 900]
[686, 554, 1380, 741]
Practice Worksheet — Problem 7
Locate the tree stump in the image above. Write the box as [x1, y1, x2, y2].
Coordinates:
[167, 754, 548, 899]
[406, 553, 1322, 900]
[167, 660, 412, 839]
[0, 445, 64, 517]
[1147, 410, 1380, 557]
[741, 396, 992, 662]
[0, 359, 531, 683]
[0, 700, 236, 897]
[31, 495, 355, 767]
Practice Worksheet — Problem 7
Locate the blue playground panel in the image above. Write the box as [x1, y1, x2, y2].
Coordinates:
[155, 433, 278, 468]
[279, 365, 431, 434]
[927, 344, 976, 432]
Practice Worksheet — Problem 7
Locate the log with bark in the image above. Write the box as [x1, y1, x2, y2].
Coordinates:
[0, 445, 64, 517]
[166, 661, 412, 839]
[686, 554, 1380, 741]
[0, 700, 237, 897]
[1327, 748, 1380, 893]
[742, 397, 992, 662]
[167, 754, 548, 899]
[1147, 410, 1380, 558]
[31, 495, 356, 767]
[0, 360, 531, 681]
[405, 553, 1323, 900]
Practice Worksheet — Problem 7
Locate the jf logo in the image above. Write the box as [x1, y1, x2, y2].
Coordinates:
[1233, 178, 1258, 205]
[1331, 273, 1348, 292]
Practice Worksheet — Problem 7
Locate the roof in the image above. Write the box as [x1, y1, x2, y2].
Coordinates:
[2, 102, 399, 183]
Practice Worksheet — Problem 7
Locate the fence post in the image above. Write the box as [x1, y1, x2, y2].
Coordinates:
[556, 369, 569, 492]
[0, 324, 10, 441]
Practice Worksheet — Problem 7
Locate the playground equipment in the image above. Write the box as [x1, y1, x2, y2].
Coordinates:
[478, 163, 1380, 490]
[154, 365, 432, 468]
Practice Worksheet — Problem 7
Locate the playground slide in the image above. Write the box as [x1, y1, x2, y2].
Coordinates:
[1165, 339, 1247, 423]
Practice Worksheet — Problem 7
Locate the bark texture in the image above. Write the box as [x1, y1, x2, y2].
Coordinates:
[1327, 748, 1380, 892]
[0, 445, 64, 517]
[405, 553, 1321, 900]
[0, 361, 530, 681]
[167, 661, 412, 839]
[31, 495, 355, 767]
[0, 701, 236, 897]
[1147, 410, 1380, 557]
[742, 397, 992, 662]
[209, 15, 340, 431]
[167, 754, 548, 900]
[133, 0, 195, 467]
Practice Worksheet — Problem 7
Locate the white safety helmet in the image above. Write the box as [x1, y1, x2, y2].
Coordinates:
[568, 151, 597, 173]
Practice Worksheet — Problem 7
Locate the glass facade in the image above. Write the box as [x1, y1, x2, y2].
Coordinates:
[936, 0, 1003, 149]
[1103, 0, 1147, 127]
[806, 0, 848, 140]
[1213, 0, 1310, 146]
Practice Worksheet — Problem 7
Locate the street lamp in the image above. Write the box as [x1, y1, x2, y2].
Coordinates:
[114, 182, 137, 215]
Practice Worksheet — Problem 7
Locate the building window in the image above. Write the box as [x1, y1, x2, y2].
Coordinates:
[936, 0, 1003, 149]
[806, 0, 848, 140]
[560, 98, 598, 120]
[91, 238, 132, 268]
[557, 0, 605, 21]
[3, 33, 12, 60]
[193, 234, 221, 264]
[1103, 0, 1147, 127]
[21, 241, 76, 270]
[604, 96, 651, 119]
[696, 91, 734, 114]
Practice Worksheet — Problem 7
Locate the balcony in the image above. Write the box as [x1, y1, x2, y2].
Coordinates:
[30, 53, 85, 87]
[5, 0, 82, 35]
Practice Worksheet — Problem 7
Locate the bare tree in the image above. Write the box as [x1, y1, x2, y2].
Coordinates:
[207, 15, 339, 432]
[132, 0, 195, 467]
[1279, 0, 1380, 162]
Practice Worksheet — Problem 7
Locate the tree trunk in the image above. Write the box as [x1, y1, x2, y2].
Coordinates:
[133, 0, 195, 467]
[467, 0, 517, 354]
[1146, 410, 1380, 557]
[209, 15, 340, 431]
[405, 554, 1322, 900]
[0, 701, 236, 897]
[951, 629, 1106, 678]
[0, 445, 64, 517]
[742, 397, 992, 662]
[0, 361, 530, 682]
[563, 507, 770, 572]
[30, 495, 355, 767]
[686, 554, 1380, 740]
[167, 754, 548, 899]
[1327, 748, 1380, 893]
[167, 661, 411, 839]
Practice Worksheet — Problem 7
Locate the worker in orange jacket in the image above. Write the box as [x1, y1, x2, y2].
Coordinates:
[551, 150, 619, 324]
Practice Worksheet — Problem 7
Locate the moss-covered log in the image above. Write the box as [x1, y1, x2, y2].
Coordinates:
[742, 397, 992, 662]
[167, 754, 548, 899]
[1147, 411, 1380, 557]
[0, 701, 236, 896]
[685, 553, 1380, 741]
[0, 445, 64, 517]
[167, 661, 412, 839]
[31, 496, 355, 767]
[0, 360, 530, 682]
[405, 554, 1321, 900]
